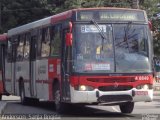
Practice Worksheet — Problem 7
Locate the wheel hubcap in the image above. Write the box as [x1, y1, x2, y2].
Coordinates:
[55, 90, 60, 105]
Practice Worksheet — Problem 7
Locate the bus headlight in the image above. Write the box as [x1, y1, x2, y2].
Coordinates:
[136, 84, 153, 90]
[75, 85, 94, 91]
[79, 85, 86, 91]
[143, 84, 149, 90]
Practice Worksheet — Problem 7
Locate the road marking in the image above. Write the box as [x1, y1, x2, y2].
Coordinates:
[111, 106, 120, 112]
[111, 106, 131, 120]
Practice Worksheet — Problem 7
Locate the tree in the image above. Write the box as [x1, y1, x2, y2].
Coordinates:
[1, 0, 51, 33]
[131, 0, 139, 9]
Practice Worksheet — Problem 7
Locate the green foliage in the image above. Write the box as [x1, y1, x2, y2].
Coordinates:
[1, 0, 51, 33]
[0, 0, 141, 33]
[142, 0, 160, 57]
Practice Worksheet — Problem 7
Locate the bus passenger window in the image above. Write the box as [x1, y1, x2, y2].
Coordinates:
[41, 28, 50, 57]
[7, 40, 12, 62]
[24, 34, 30, 59]
[37, 29, 42, 57]
[17, 36, 24, 60]
[50, 25, 61, 56]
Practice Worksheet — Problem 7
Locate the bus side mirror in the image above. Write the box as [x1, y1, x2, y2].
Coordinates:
[66, 33, 72, 46]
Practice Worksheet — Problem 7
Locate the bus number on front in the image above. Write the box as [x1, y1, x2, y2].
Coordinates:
[135, 76, 149, 81]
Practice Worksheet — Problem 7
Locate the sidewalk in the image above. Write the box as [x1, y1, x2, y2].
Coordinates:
[0, 101, 6, 114]
[0, 95, 20, 114]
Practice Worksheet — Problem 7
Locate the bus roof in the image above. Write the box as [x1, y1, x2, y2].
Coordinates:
[8, 7, 146, 37]
[8, 10, 73, 37]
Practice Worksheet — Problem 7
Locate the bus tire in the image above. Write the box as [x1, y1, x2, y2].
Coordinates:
[19, 81, 27, 105]
[53, 83, 66, 113]
[119, 102, 134, 113]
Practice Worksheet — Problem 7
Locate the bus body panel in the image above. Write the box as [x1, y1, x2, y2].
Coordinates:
[5, 62, 12, 93]
[69, 75, 153, 103]
[36, 59, 49, 100]
[15, 61, 30, 97]
[0, 72, 3, 94]
[70, 86, 153, 103]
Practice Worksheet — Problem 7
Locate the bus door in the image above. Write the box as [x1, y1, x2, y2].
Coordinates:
[12, 38, 18, 94]
[61, 27, 71, 102]
[29, 32, 37, 97]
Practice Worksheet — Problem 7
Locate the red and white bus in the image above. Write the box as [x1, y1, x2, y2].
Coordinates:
[0, 34, 8, 100]
[4, 7, 153, 113]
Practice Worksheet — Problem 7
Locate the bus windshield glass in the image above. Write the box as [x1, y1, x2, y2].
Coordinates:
[114, 24, 151, 73]
[73, 23, 151, 73]
[73, 24, 114, 73]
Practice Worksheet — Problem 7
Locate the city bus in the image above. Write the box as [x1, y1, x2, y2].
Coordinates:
[4, 7, 153, 113]
[0, 34, 8, 100]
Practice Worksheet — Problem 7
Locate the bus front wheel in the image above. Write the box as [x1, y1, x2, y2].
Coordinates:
[119, 102, 134, 113]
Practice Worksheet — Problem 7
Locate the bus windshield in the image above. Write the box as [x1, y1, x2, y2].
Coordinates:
[73, 23, 151, 73]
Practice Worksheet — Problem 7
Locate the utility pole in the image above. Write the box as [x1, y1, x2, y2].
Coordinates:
[131, 0, 139, 9]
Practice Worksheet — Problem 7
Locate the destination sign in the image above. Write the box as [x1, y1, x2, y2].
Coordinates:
[77, 10, 145, 22]
[80, 12, 93, 20]
[99, 12, 137, 21]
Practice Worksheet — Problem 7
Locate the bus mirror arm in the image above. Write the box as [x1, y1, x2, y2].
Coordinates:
[66, 33, 73, 46]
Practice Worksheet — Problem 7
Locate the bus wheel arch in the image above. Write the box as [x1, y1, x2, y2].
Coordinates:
[52, 78, 66, 113]
[18, 77, 27, 105]
[52, 78, 60, 100]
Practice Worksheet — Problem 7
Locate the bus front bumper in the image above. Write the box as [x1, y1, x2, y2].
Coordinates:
[70, 86, 153, 104]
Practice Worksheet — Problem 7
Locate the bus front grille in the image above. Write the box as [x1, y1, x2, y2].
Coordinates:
[98, 85, 133, 91]
[87, 77, 135, 83]
[98, 95, 132, 103]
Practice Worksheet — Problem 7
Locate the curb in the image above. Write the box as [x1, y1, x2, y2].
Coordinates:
[0, 101, 7, 114]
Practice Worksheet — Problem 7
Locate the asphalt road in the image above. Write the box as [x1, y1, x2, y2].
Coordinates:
[1, 96, 160, 120]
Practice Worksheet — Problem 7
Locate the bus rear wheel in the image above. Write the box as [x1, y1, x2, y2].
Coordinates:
[119, 102, 134, 113]
[54, 83, 67, 113]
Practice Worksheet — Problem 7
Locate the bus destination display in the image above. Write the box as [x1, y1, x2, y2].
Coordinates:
[77, 10, 145, 22]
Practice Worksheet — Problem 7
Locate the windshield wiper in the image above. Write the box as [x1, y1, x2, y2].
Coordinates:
[124, 21, 132, 52]
[91, 19, 108, 50]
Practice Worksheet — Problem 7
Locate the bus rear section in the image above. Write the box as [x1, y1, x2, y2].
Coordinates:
[4, 8, 153, 114]
[0, 34, 8, 100]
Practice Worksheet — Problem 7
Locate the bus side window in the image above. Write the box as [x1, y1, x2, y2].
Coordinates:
[41, 27, 50, 57]
[16, 35, 24, 61]
[37, 29, 42, 58]
[50, 25, 61, 57]
[24, 34, 30, 59]
[7, 40, 12, 62]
